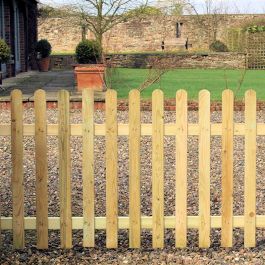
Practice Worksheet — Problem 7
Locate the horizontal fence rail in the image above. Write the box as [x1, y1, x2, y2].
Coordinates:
[2, 123, 265, 136]
[0, 88, 261, 249]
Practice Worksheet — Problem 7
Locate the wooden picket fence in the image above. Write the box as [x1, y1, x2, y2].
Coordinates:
[0, 88, 261, 249]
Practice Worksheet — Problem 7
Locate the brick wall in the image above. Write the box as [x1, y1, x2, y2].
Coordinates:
[2, 0, 37, 77]
[3, 0, 13, 77]
[27, 0, 38, 70]
[2, 100, 265, 112]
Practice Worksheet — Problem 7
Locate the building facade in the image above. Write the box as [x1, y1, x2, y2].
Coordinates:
[0, 0, 38, 77]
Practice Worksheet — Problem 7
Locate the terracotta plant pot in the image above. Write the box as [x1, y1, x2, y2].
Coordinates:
[38, 57, 50, 72]
[75, 64, 105, 91]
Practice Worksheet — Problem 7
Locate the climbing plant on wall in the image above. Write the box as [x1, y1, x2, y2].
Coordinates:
[223, 18, 264, 52]
[246, 25, 265, 33]
[226, 28, 246, 52]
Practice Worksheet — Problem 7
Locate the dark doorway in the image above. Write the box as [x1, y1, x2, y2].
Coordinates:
[176, 22, 183, 38]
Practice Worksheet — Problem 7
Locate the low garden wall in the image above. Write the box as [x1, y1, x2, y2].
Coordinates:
[50, 52, 247, 70]
[2, 100, 265, 112]
[106, 52, 247, 69]
[50, 55, 77, 70]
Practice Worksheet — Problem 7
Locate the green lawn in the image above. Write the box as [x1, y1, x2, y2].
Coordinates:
[107, 68, 265, 100]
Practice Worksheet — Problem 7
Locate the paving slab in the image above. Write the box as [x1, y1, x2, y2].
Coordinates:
[0, 70, 105, 102]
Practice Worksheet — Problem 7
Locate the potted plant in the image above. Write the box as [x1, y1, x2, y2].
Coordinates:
[74, 39, 105, 91]
[35, 39, 52, 72]
[0, 39, 11, 84]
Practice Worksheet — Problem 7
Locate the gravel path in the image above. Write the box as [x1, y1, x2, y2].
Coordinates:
[1, 109, 265, 264]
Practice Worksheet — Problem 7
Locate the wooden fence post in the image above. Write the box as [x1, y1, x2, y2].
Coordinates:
[2, 88, 262, 250]
[82, 89, 95, 247]
[244, 89, 256, 248]
[58, 90, 72, 249]
[106, 89, 118, 248]
[152, 89, 164, 249]
[11, 89, 24, 249]
[175, 89, 188, 248]
[221, 89, 234, 247]
[198, 90, 211, 248]
[129, 89, 141, 248]
[34, 89, 48, 249]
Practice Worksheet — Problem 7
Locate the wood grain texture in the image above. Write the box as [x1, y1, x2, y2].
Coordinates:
[175, 90, 188, 248]
[152, 89, 164, 248]
[198, 90, 211, 248]
[11, 89, 24, 249]
[244, 89, 256, 248]
[82, 89, 95, 247]
[106, 89, 118, 248]
[221, 89, 234, 247]
[129, 90, 141, 248]
[58, 90, 72, 249]
[3, 123, 265, 137]
[34, 90, 48, 249]
[4, 215, 265, 230]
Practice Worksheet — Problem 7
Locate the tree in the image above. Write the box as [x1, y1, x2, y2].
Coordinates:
[156, 0, 197, 15]
[185, 0, 229, 46]
[71, 0, 151, 49]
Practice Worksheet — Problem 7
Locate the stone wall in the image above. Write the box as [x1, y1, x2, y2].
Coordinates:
[50, 55, 77, 69]
[38, 14, 265, 53]
[106, 52, 246, 69]
[50, 52, 246, 70]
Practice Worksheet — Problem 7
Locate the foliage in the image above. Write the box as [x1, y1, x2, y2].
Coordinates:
[35, 39, 52, 58]
[38, 5, 57, 18]
[171, 3, 184, 16]
[226, 28, 246, 52]
[209, 40, 229, 52]
[247, 25, 265, 33]
[38, 4, 76, 19]
[156, 0, 194, 15]
[126, 5, 163, 17]
[69, 0, 150, 47]
[0, 39, 11, 63]
[75, 40, 102, 64]
[241, 18, 265, 33]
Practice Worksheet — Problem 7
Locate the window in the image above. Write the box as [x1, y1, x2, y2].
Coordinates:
[176, 22, 183, 38]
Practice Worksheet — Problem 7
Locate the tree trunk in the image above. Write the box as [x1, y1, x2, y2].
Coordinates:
[95, 33, 104, 64]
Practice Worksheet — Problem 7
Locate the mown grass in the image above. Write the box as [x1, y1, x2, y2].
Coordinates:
[107, 68, 265, 100]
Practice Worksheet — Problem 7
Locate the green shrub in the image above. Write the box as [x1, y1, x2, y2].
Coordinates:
[0, 39, 11, 63]
[209, 40, 229, 52]
[247, 25, 265, 33]
[75, 40, 102, 64]
[126, 5, 162, 17]
[35, 39, 52, 58]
